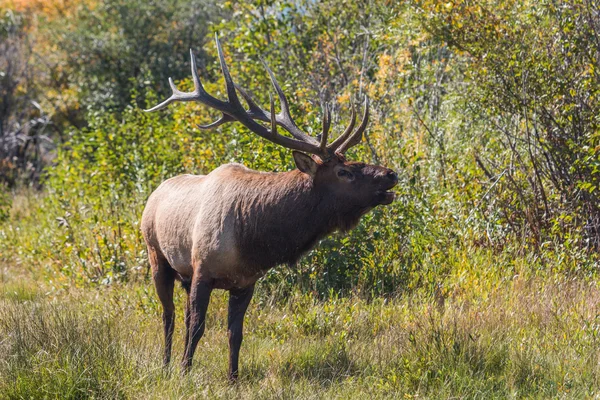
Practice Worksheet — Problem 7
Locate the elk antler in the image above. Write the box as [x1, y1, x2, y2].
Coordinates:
[334, 98, 369, 155]
[145, 34, 368, 158]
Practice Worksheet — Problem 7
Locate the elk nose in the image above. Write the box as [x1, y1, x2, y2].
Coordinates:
[386, 169, 398, 183]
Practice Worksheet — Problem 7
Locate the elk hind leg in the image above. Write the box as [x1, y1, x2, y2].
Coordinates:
[149, 247, 176, 367]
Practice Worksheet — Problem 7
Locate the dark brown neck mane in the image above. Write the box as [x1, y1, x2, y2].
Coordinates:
[233, 169, 367, 270]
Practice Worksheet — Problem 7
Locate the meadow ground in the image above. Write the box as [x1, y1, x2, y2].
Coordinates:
[2, 255, 600, 399]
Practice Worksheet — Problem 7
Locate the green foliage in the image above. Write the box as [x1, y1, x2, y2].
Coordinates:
[0, 0, 226, 184]
[42, 0, 225, 113]
[0, 9, 50, 186]
[4, 90, 243, 285]
[3, 0, 599, 294]
[1, 1, 452, 294]
[418, 0, 600, 249]
[0, 85, 436, 294]
[213, 1, 401, 100]
[0, 185, 10, 223]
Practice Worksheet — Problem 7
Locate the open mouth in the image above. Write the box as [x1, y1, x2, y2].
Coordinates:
[380, 191, 395, 205]
[376, 181, 398, 205]
[375, 189, 396, 205]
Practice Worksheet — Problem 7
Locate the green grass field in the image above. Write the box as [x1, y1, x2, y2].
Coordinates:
[2, 252, 600, 399]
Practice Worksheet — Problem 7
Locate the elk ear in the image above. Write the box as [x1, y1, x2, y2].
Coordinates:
[293, 151, 319, 177]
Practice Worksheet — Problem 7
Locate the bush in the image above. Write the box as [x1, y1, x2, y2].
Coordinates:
[42, 0, 225, 113]
[0, 78, 438, 295]
[418, 0, 600, 250]
[3, 0, 598, 296]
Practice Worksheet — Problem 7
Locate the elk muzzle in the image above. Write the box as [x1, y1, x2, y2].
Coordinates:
[376, 169, 398, 205]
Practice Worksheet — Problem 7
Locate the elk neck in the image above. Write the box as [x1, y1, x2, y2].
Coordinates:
[233, 168, 366, 269]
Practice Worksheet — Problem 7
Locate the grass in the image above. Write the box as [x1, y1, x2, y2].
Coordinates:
[2, 252, 600, 399]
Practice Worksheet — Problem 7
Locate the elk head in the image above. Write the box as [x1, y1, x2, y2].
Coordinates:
[294, 151, 397, 208]
[145, 34, 397, 211]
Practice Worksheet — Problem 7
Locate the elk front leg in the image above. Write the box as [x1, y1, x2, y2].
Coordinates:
[181, 276, 212, 373]
[227, 285, 255, 382]
[149, 247, 176, 367]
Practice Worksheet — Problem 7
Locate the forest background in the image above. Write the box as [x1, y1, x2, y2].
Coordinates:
[1, 0, 600, 398]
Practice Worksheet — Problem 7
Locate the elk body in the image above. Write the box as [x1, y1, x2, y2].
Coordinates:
[141, 35, 398, 381]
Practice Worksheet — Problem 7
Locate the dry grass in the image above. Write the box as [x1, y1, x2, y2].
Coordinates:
[2, 255, 600, 399]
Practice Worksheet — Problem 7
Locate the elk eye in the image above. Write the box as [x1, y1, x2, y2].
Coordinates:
[337, 169, 354, 180]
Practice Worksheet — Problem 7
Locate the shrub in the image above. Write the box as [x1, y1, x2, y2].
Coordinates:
[418, 0, 600, 250]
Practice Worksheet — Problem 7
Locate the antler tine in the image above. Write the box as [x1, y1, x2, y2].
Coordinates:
[144, 76, 192, 112]
[319, 103, 331, 153]
[269, 95, 277, 136]
[262, 60, 290, 116]
[336, 97, 369, 154]
[189, 48, 202, 92]
[144, 49, 221, 113]
[235, 83, 270, 120]
[328, 101, 356, 151]
[197, 114, 235, 130]
[261, 60, 319, 146]
[215, 33, 243, 109]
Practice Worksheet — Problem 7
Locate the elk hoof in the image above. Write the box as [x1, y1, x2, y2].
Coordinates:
[228, 372, 239, 384]
[181, 362, 192, 376]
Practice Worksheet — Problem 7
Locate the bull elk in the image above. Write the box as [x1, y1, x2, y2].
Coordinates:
[141, 35, 398, 381]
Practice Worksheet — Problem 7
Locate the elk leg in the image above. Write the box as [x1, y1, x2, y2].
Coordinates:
[181, 280, 191, 365]
[181, 276, 212, 373]
[149, 247, 176, 367]
[227, 285, 255, 382]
